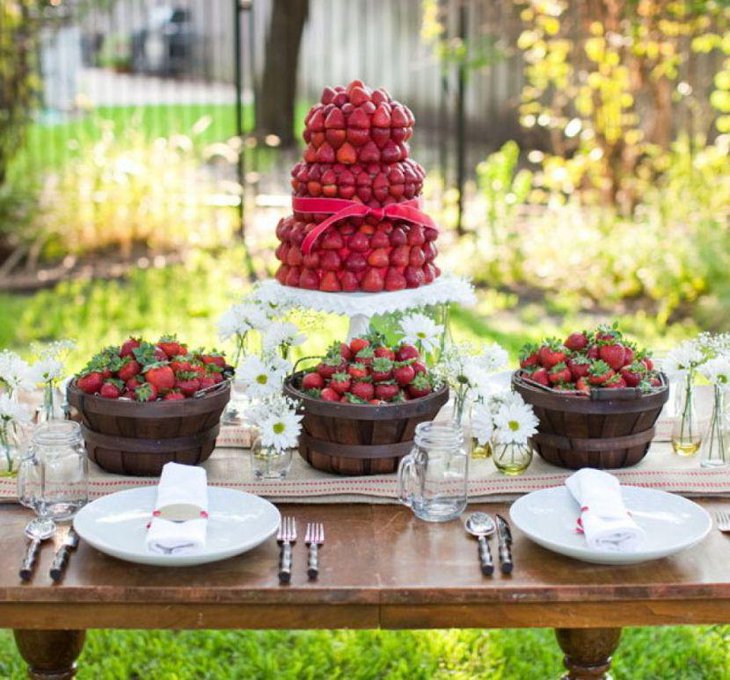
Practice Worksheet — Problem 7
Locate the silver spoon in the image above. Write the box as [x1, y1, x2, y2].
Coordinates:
[20, 522, 55, 582]
[464, 512, 496, 576]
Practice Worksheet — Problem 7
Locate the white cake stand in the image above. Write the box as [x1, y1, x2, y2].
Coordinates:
[258, 274, 476, 339]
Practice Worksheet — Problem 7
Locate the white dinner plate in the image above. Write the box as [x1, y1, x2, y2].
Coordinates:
[74, 487, 280, 567]
[510, 486, 711, 565]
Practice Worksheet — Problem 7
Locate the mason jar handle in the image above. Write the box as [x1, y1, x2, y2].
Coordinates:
[397, 453, 418, 508]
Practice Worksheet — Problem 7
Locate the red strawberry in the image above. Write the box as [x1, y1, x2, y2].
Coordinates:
[576, 377, 590, 394]
[336, 142, 357, 164]
[367, 248, 389, 268]
[317, 357, 342, 380]
[384, 268, 407, 291]
[393, 363, 416, 386]
[361, 268, 385, 292]
[640, 355, 654, 371]
[320, 230, 344, 250]
[329, 372, 352, 395]
[372, 104, 391, 127]
[302, 372, 325, 390]
[538, 341, 567, 369]
[526, 367, 550, 387]
[374, 346, 396, 361]
[351, 381, 375, 401]
[355, 346, 375, 367]
[370, 358, 393, 382]
[395, 344, 420, 362]
[164, 390, 186, 401]
[319, 271, 341, 292]
[374, 382, 400, 401]
[587, 361, 615, 386]
[548, 362, 572, 385]
[133, 382, 159, 402]
[623, 343, 636, 366]
[348, 232, 370, 252]
[176, 376, 201, 397]
[407, 373, 432, 399]
[324, 107, 345, 129]
[564, 332, 588, 352]
[198, 376, 216, 390]
[339, 343, 354, 361]
[604, 374, 627, 389]
[389, 245, 410, 267]
[620, 362, 646, 388]
[594, 323, 622, 343]
[116, 358, 140, 383]
[144, 364, 176, 393]
[567, 356, 591, 380]
[412, 361, 428, 375]
[586, 344, 600, 360]
[347, 362, 369, 380]
[158, 336, 186, 359]
[341, 271, 360, 291]
[299, 269, 320, 290]
[77, 372, 104, 395]
[519, 343, 540, 369]
[320, 387, 340, 402]
[99, 380, 123, 399]
[349, 337, 370, 354]
[201, 354, 226, 369]
[599, 343, 626, 371]
[120, 337, 141, 358]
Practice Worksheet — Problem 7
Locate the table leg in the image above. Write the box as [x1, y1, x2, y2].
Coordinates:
[555, 627, 622, 680]
[13, 629, 86, 680]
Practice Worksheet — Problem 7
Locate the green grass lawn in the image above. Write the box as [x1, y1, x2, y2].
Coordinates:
[0, 252, 727, 677]
[0, 626, 727, 679]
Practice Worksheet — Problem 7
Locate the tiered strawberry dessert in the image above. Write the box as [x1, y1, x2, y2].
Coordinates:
[275, 80, 440, 293]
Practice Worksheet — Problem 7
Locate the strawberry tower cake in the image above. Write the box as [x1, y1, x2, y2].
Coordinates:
[274, 80, 441, 293]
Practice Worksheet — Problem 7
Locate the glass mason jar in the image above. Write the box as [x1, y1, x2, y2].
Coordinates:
[397, 421, 469, 522]
[251, 431, 293, 480]
[671, 371, 702, 456]
[18, 421, 88, 522]
[492, 440, 533, 476]
[700, 385, 729, 468]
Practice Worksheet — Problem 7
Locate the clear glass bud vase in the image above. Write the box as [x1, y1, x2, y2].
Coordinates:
[671, 372, 702, 456]
[492, 440, 533, 476]
[700, 386, 728, 468]
[0, 423, 24, 478]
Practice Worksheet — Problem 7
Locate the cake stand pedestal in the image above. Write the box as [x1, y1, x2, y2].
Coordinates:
[258, 275, 475, 339]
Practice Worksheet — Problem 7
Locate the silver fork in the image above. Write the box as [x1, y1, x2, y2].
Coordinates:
[305, 522, 325, 581]
[277, 517, 297, 584]
[715, 510, 730, 533]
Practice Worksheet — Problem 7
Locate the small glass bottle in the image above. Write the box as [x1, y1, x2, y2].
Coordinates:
[700, 385, 728, 468]
[0, 422, 24, 478]
[671, 371, 702, 456]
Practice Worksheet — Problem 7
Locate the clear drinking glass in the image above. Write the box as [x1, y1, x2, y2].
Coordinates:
[17, 421, 88, 532]
[397, 421, 469, 522]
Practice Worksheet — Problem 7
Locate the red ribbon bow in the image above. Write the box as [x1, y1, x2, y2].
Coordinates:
[293, 196, 437, 255]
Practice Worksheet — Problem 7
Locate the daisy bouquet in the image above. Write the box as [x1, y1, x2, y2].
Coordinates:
[0, 393, 32, 475]
[697, 350, 730, 468]
[29, 340, 76, 422]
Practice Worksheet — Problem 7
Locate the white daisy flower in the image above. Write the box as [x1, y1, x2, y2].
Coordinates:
[493, 399, 539, 446]
[250, 282, 293, 315]
[0, 351, 35, 394]
[236, 355, 291, 399]
[258, 408, 303, 453]
[400, 313, 444, 354]
[0, 394, 32, 425]
[699, 354, 730, 386]
[29, 358, 65, 384]
[262, 321, 306, 354]
[476, 343, 509, 373]
[661, 340, 705, 377]
[471, 401, 495, 446]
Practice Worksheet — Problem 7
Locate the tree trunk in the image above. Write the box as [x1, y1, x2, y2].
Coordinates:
[255, 0, 309, 147]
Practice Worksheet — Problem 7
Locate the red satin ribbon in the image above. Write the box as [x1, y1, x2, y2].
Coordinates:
[293, 196, 437, 255]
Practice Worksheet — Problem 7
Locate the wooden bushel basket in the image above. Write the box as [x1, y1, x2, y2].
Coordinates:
[284, 374, 449, 476]
[512, 372, 669, 470]
[67, 382, 231, 476]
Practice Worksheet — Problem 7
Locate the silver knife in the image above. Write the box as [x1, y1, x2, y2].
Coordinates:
[495, 514, 514, 574]
[49, 528, 80, 582]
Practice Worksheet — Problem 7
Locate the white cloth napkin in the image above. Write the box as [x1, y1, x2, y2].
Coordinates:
[145, 463, 209, 556]
[565, 468, 645, 553]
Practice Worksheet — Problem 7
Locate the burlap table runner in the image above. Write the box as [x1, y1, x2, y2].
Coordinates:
[2, 423, 728, 504]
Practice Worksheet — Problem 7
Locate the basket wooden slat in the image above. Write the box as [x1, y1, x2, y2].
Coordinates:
[512, 373, 669, 470]
[284, 374, 449, 476]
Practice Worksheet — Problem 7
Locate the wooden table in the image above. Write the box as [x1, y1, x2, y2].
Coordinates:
[1, 499, 728, 680]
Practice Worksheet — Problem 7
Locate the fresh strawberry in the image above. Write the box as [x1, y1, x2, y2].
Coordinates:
[395, 344, 420, 362]
[316, 356, 343, 380]
[351, 381, 375, 401]
[587, 360, 615, 386]
[548, 362, 572, 385]
[374, 346, 396, 361]
[339, 342, 354, 361]
[594, 322, 622, 343]
[320, 387, 340, 402]
[143, 363, 176, 393]
[620, 362, 646, 388]
[200, 353, 226, 369]
[567, 355, 591, 380]
[622, 342, 636, 366]
[329, 372, 352, 395]
[302, 372, 325, 390]
[407, 373, 432, 399]
[586, 344, 600, 360]
[198, 376, 216, 390]
[120, 337, 141, 358]
[349, 337, 370, 354]
[347, 363, 369, 380]
[76, 371, 104, 395]
[125, 377, 143, 392]
[538, 340, 567, 369]
[99, 379, 124, 399]
[525, 366, 550, 387]
[361, 268, 385, 292]
[355, 346, 375, 367]
[599, 343, 626, 371]
[519, 343, 540, 369]
[164, 390, 186, 401]
[133, 382, 158, 402]
[411, 361, 428, 376]
[370, 357, 393, 382]
[158, 335, 187, 359]
[117, 358, 141, 382]
[393, 362, 416, 386]
[564, 331, 588, 352]
[604, 374, 627, 389]
[374, 382, 400, 401]
[575, 377, 590, 394]
[175, 374, 201, 397]
[638, 353, 654, 371]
